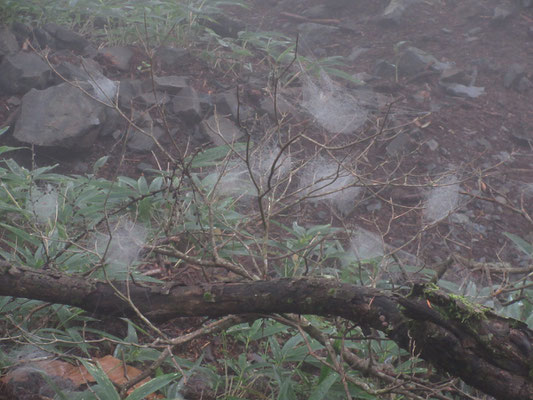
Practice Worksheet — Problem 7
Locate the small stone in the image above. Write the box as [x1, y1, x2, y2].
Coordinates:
[43, 23, 89, 52]
[426, 139, 439, 151]
[366, 201, 382, 212]
[6, 96, 20, 107]
[397, 47, 451, 77]
[503, 64, 525, 89]
[374, 59, 396, 78]
[172, 86, 202, 124]
[347, 46, 368, 62]
[440, 82, 485, 98]
[151, 75, 189, 94]
[154, 46, 189, 70]
[517, 77, 531, 93]
[98, 46, 134, 72]
[0, 25, 19, 57]
[127, 123, 165, 152]
[492, 7, 513, 24]
[0, 52, 52, 94]
[440, 68, 471, 85]
[200, 115, 244, 146]
[494, 196, 507, 205]
[135, 91, 170, 107]
[467, 27, 482, 36]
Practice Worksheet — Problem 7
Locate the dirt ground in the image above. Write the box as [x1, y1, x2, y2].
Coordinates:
[228, 0, 533, 275]
[1, 0, 533, 284]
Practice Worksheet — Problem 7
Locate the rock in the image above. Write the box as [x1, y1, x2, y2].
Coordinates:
[54, 58, 101, 82]
[212, 90, 239, 118]
[509, 122, 532, 146]
[374, 59, 396, 78]
[53, 58, 118, 105]
[450, 213, 487, 235]
[43, 23, 89, 52]
[13, 83, 107, 148]
[200, 115, 244, 146]
[491, 7, 513, 25]
[426, 139, 439, 151]
[172, 86, 202, 124]
[10, 22, 32, 44]
[517, 76, 531, 93]
[397, 47, 452, 76]
[211, 89, 253, 121]
[179, 372, 215, 400]
[98, 46, 134, 72]
[32, 26, 54, 49]
[6, 96, 20, 107]
[4, 367, 77, 399]
[0, 52, 52, 94]
[466, 27, 482, 36]
[440, 67, 472, 85]
[366, 201, 382, 212]
[380, 0, 420, 25]
[472, 58, 499, 74]
[440, 82, 485, 98]
[154, 46, 189, 70]
[521, 0, 533, 8]
[347, 46, 369, 62]
[134, 91, 170, 108]
[100, 107, 123, 137]
[494, 195, 507, 205]
[149, 75, 189, 94]
[126, 116, 165, 152]
[118, 79, 143, 109]
[0, 25, 19, 58]
[136, 162, 155, 175]
[503, 63, 526, 89]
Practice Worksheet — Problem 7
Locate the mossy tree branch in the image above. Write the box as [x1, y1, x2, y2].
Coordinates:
[0, 261, 531, 400]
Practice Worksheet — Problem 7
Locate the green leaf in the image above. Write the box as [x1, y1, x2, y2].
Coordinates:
[78, 358, 120, 400]
[308, 372, 338, 400]
[268, 335, 282, 362]
[137, 175, 149, 195]
[281, 334, 303, 355]
[93, 156, 109, 173]
[66, 328, 91, 356]
[0, 145, 25, 155]
[0, 223, 40, 246]
[504, 232, 533, 257]
[323, 67, 363, 85]
[188, 143, 246, 168]
[149, 176, 163, 192]
[125, 319, 139, 344]
[125, 373, 179, 400]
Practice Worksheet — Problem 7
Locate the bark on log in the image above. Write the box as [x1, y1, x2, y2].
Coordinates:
[0, 262, 531, 400]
